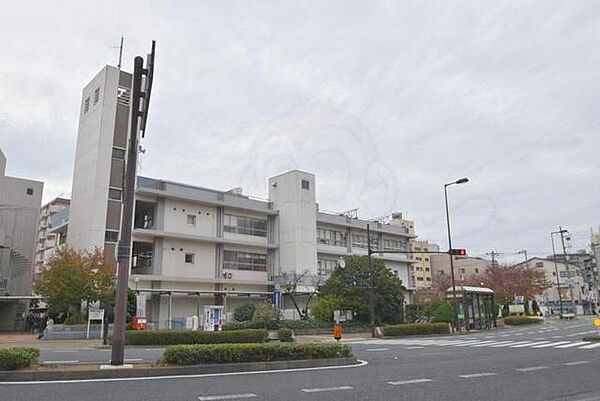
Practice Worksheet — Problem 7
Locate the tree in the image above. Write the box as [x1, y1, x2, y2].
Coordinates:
[234, 303, 256, 322]
[480, 263, 550, 307]
[281, 271, 323, 320]
[252, 301, 280, 322]
[318, 255, 405, 324]
[311, 295, 342, 322]
[35, 248, 116, 322]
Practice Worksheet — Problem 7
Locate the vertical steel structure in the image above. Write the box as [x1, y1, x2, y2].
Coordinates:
[111, 41, 155, 365]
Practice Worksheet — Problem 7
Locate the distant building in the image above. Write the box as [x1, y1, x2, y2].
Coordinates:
[430, 254, 491, 283]
[547, 250, 597, 305]
[34, 198, 70, 276]
[409, 239, 439, 289]
[0, 148, 43, 330]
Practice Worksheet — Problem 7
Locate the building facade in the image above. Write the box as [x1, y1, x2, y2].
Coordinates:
[430, 254, 491, 283]
[34, 198, 70, 276]
[0, 148, 43, 330]
[65, 66, 416, 328]
[408, 240, 439, 289]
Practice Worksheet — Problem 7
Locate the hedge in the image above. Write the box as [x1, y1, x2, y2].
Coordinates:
[222, 319, 367, 331]
[125, 329, 268, 345]
[162, 343, 352, 365]
[278, 328, 293, 342]
[504, 316, 543, 326]
[582, 335, 600, 342]
[0, 347, 40, 370]
[222, 320, 280, 331]
[383, 323, 450, 337]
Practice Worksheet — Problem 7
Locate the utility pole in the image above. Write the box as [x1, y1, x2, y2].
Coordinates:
[551, 231, 564, 315]
[111, 41, 155, 366]
[518, 249, 528, 264]
[367, 224, 376, 337]
[558, 227, 576, 303]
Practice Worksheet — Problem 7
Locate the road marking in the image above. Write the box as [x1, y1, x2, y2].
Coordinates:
[471, 341, 506, 347]
[554, 342, 591, 348]
[579, 342, 600, 349]
[53, 350, 79, 353]
[198, 394, 256, 400]
[515, 366, 549, 372]
[0, 359, 369, 385]
[388, 378, 433, 385]
[459, 372, 497, 378]
[563, 361, 590, 366]
[499, 334, 510, 338]
[484, 341, 513, 347]
[509, 342, 538, 348]
[42, 360, 79, 364]
[124, 358, 143, 362]
[531, 341, 571, 348]
[404, 346, 425, 349]
[302, 386, 353, 393]
[366, 348, 389, 352]
[453, 341, 488, 347]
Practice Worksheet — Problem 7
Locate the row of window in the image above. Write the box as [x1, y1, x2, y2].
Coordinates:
[317, 228, 347, 247]
[224, 214, 267, 237]
[223, 250, 267, 272]
[83, 87, 101, 114]
[317, 259, 338, 276]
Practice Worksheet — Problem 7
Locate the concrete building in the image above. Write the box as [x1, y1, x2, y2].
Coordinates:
[430, 254, 492, 283]
[409, 240, 439, 289]
[34, 198, 70, 276]
[65, 66, 416, 327]
[0, 148, 43, 330]
[547, 250, 597, 305]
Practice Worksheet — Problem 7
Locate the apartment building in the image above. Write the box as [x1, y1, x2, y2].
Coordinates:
[34, 198, 70, 276]
[408, 240, 439, 289]
[65, 65, 416, 327]
[0, 148, 43, 330]
[430, 254, 491, 282]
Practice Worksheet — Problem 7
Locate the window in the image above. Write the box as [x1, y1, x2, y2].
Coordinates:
[383, 239, 403, 251]
[187, 214, 196, 226]
[185, 253, 195, 264]
[426, 277, 431, 281]
[93, 87, 100, 104]
[26, 188, 34, 195]
[223, 250, 267, 271]
[104, 230, 119, 243]
[352, 233, 378, 249]
[317, 259, 338, 276]
[536, 262, 544, 268]
[301, 179, 310, 190]
[108, 188, 122, 201]
[316, 228, 347, 247]
[112, 147, 126, 160]
[224, 214, 267, 237]
[425, 267, 430, 272]
[84, 97, 90, 113]
[474, 268, 479, 274]
[560, 271, 567, 278]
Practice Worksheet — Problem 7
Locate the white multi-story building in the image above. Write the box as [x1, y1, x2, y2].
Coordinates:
[34, 198, 70, 276]
[66, 65, 416, 328]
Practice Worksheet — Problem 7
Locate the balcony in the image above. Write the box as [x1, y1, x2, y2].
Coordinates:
[134, 201, 156, 230]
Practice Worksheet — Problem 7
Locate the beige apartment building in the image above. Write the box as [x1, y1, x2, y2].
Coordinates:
[34, 197, 70, 276]
[409, 240, 439, 289]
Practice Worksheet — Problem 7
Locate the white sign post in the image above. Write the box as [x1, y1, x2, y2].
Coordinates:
[87, 308, 105, 339]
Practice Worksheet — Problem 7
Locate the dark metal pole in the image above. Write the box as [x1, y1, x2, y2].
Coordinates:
[367, 224, 376, 337]
[111, 56, 144, 365]
[444, 184, 459, 332]
[551, 232, 564, 316]
[559, 227, 575, 303]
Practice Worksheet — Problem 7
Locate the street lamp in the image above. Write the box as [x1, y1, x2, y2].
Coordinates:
[444, 177, 469, 332]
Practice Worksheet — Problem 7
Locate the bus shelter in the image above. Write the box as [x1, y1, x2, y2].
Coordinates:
[447, 286, 496, 331]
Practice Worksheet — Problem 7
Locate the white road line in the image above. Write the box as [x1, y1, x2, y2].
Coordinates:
[366, 348, 390, 352]
[563, 361, 591, 366]
[484, 341, 513, 347]
[554, 342, 591, 348]
[453, 341, 489, 347]
[404, 346, 425, 349]
[198, 394, 257, 400]
[0, 359, 369, 385]
[388, 378, 433, 385]
[459, 372, 497, 378]
[499, 334, 510, 338]
[515, 366, 549, 372]
[531, 341, 571, 348]
[579, 342, 600, 349]
[510, 342, 540, 348]
[53, 350, 79, 353]
[42, 360, 79, 364]
[124, 358, 144, 362]
[302, 386, 353, 393]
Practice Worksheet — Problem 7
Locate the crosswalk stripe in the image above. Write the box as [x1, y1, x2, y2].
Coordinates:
[470, 341, 504, 347]
[509, 342, 538, 348]
[453, 341, 490, 347]
[531, 341, 571, 348]
[578, 342, 600, 349]
[486, 341, 514, 347]
[554, 342, 590, 348]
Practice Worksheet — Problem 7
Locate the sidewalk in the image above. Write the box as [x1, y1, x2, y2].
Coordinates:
[0, 334, 102, 349]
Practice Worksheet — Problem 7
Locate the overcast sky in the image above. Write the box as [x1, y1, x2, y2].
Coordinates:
[1, 1, 599, 262]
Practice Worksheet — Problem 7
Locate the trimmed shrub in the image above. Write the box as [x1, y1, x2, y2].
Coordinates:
[125, 329, 268, 345]
[278, 328, 293, 342]
[163, 343, 352, 365]
[504, 316, 542, 326]
[223, 320, 281, 331]
[234, 304, 256, 322]
[0, 347, 40, 370]
[383, 322, 450, 337]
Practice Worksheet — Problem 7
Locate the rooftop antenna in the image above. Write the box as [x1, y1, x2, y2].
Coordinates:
[109, 35, 124, 69]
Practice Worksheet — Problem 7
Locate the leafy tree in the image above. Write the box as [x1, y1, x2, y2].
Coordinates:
[252, 301, 280, 322]
[281, 271, 324, 320]
[311, 295, 342, 322]
[481, 264, 550, 306]
[234, 303, 256, 322]
[35, 248, 115, 322]
[318, 255, 405, 324]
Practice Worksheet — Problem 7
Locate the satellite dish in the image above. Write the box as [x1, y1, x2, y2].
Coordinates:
[338, 258, 346, 269]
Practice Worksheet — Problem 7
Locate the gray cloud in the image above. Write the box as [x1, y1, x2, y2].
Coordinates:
[1, 1, 599, 262]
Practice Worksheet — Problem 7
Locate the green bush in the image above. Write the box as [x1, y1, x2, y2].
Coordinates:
[311, 296, 341, 322]
[383, 322, 450, 336]
[163, 343, 352, 365]
[278, 328, 293, 342]
[504, 316, 542, 326]
[582, 336, 600, 342]
[252, 302, 280, 322]
[223, 320, 281, 331]
[0, 347, 40, 370]
[125, 329, 268, 345]
[432, 302, 453, 323]
[234, 304, 256, 322]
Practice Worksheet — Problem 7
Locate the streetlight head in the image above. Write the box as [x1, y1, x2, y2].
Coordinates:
[455, 178, 469, 184]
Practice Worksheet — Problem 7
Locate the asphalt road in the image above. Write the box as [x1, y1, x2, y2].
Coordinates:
[2, 317, 599, 401]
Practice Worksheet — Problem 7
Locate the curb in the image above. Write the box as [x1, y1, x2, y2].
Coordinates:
[0, 358, 358, 382]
